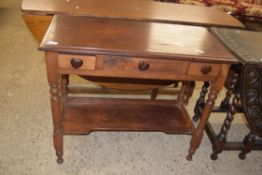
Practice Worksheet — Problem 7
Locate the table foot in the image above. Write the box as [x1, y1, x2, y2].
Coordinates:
[210, 153, 218, 160]
[186, 155, 192, 161]
[239, 152, 246, 160]
[56, 157, 64, 164]
[53, 128, 63, 165]
[239, 132, 256, 160]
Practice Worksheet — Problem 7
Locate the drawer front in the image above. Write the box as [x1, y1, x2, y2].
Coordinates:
[58, 54, 96, 71]
[99, 56, 188, 79]
[57, 54, 221, 81]
[187, 62, 221, 77]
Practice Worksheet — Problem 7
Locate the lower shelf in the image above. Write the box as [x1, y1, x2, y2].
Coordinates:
[63, 97, 193, 135]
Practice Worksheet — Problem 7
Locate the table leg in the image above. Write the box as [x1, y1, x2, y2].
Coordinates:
[239, 132, 256, 160]
[187, 85, 218, 160]
[150, 88, 159, 100]
[210, 71, 240, 160]
[219, 71, 238, 110]
[184, 81, 196, 105]
[187, 64, 230, 161]
[61, 74, 69, 101]
[192, 82, 210, 122]
[210, 93, 241, 160]
[45, 52, 64, 164]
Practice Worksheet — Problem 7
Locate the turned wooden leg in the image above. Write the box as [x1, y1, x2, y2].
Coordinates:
[239, 132, 256, 160]
[187, 64, 230, 161]
[177, 82, 187, 105]
[151, 88, 159, 100]
[46, 52, 64, 164]
[210, 93, 241, 160]
[184, 81, 196, 105]
[192, 81, 210, 122]
[187, 85, 219, 160]
[219, 72, 238, 111]
[176, 81, 195, 105]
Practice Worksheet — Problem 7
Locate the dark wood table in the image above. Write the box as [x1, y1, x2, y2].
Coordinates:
[21, 0, 244, 42]
[21, 0, 244, 92]
[193, 28, 262, 160]
[39, 15, 237, 163]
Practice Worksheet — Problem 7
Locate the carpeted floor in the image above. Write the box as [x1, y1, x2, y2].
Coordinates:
[0, 0, 261, 175]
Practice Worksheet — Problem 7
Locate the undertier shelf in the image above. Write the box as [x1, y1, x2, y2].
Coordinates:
[63, 97, 194, 135]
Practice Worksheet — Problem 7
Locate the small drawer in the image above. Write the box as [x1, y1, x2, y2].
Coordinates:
[58, 54, 96, 71]
[99, 55, 188, 79]
[187, 62, 221, 77]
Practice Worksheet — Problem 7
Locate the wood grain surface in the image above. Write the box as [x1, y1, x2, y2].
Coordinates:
[39, 15, 237, 63]
[21, 0, 244, 28]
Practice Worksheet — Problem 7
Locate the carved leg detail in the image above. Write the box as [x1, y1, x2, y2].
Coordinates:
[187, 86, 218, 161]
[220, 72, 238, 110]
[239, 132, 256, 160]
[46, 53, 64, 164]
[211, 93, 241, 160]
[50, 84, 64, 164]
[192, 81, 210, 122]
[54, 74, 68, 164]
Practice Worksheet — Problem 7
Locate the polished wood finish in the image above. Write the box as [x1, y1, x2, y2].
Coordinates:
[21, 0, 244, 28]
[58, 54, 96, 71]
[21, 0, 243, 93]
[23, 15, 53, 42]
[40, 16, 236, 163]
[40, 16, 236, 63]
[45, 52, 63, 164]
[63, 97, 193, 134]
[58, 54, 224, 81]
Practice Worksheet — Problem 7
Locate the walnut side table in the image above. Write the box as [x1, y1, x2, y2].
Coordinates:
[39, 15, 237, 163]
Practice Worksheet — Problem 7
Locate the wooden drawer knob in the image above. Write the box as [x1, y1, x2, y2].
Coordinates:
[201, 65, 212, 75]
[71, 58, 83, 69]
[138, 61, 150, 71]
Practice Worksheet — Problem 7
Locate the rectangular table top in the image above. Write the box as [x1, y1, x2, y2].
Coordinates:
[21, 0, 244, 28]
[39, 15, 237, 64]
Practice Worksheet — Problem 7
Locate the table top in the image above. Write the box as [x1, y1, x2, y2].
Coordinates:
[21, 0, 244, 28]
[40, 15, 237, 63]
[211, 28, 262, 64]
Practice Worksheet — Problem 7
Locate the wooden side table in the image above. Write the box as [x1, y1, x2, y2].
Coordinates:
[193, 28, 262, 160]
[39, 15, 237, 163]
[21, 0, 244, 94]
